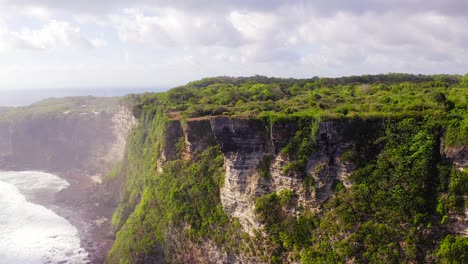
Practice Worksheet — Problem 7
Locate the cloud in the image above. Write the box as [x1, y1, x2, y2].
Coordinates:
[0, 0, 289, 15]
[1, 0, 468, 90]
[7, 1, 464, 71]
[0, 19, 106, 51]
[0, 21, 11, 52]
[298, 11, 468, 65]
[109, 8, 245, 48]
[3, 0, 468, 17]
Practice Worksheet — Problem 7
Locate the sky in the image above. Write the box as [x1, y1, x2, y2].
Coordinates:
[0, 0, 467, 90]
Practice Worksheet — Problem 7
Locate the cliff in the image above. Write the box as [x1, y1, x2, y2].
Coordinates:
[0, 98, 137, 263]
[1, 75, 466, 263]
[0, 105, 136, 177]
[106, 112, 467, 264]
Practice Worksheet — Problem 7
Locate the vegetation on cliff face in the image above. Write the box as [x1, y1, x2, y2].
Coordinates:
[301, 118, 466, 263]
[106, 145, 231, 263]
[106, 111, 255, 263]
[106, 74, 467, 263]
[108, 109, 167, 230]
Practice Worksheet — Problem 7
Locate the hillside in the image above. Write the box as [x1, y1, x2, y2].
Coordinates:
[103, 74, 467, 263]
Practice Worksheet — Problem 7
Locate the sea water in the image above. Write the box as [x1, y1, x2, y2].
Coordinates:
[0, 171, 88, 264]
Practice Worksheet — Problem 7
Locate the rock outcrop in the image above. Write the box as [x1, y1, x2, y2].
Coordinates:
[441, 144, 468, 171]
[169, 117, 365, 235]
[211, 117, 269, 234]
[109, 113, 467, 263]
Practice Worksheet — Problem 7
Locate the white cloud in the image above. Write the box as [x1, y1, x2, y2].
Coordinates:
[1, 1, 468, 90]
[296, 11, 468, 69]
[228, 11, 276, 41]
[109, 8, 244, 47]
[0, 20, 11, 52]
[89, 38, 107, 48]
[21, 6, 51, 20]
[0, 19, 106, 51]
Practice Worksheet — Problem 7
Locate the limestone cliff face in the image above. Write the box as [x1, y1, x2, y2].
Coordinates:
[209, 118, 364, 234]
[156, 117, 265, 262]
[111, 115, 466, 263]
[183, 119, 217, 155]
[304, 121, 355, 204]
[158, 117, 369, 236]
[104, 106, 138, 173]
[0, 106, 137, 177]
[211, 117, 270, 234]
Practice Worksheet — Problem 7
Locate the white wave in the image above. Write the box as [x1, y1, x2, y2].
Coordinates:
[0, 171, 88, 264]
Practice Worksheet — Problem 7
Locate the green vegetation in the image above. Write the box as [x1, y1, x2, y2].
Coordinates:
[106, 74, 467, 263]
[255, 190, 316, 262]
[0, 96, 121, 121]
[108, 108, 168, 229]
[280, 117, 320, 175]
[253, 118, 468, 263]
[106, 107, 255, 263]
[107, 146, 234, 263]
[128, 74, 467, 146]
[315, 119, 441, 263]
[257, 155, 274, 178]
[436, 235, 468, 263]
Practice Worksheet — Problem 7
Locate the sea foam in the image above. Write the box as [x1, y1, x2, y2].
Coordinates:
[0, 171, 88, 264]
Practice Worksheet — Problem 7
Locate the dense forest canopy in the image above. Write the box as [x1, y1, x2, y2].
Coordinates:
[128, 73, 468, 146]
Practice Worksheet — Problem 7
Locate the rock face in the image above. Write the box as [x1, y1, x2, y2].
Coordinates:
[184, 119, 217, 155]
[440, 144, 468, 236]
[305, 121, 355, 204]
[211, 117, 270, 234]
[110, 115, 467, 263]
[208, 117, 361, 234]
[105, 106, 138, 173]
[441, 144, 468, 171]
[0, 106, 136, 176]
[110, 116, 378, 237]
[160, 120, 185, 163]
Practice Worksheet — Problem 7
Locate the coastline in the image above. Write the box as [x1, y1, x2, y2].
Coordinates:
[1, 169, 116, 264]
[53, 170, 115, 264]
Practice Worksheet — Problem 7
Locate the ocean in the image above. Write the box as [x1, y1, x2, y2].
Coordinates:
[0, 171, 87, 264]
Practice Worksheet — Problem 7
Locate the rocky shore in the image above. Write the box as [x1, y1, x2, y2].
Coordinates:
[26, 169, 116, 264]
[53, 170, 116, 264]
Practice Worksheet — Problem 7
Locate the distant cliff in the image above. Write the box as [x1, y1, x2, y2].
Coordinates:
[0, 99, 136, 177]
[0, 97, 138, 263]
